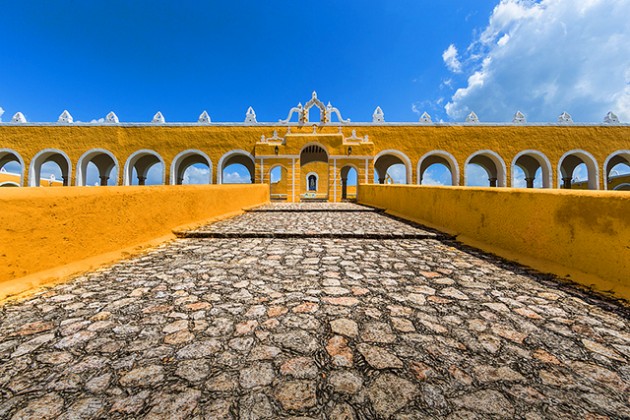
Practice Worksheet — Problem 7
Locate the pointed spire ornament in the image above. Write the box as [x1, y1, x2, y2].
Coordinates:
[558, 112, 573, 123]
[58, 110, 73, 123]
[372, 106, 385, 123]
[152, 111, 165, 123]
[12, 112, 27, 123]
[198, 111, 211, 123]
[512, 111, 526, 124]
[465, 111, 479, 123]
[245, 106, 257, 124]
[604, 111, 620, 124]
[106, 111, 119, 123]
[419, 112, 432, 123]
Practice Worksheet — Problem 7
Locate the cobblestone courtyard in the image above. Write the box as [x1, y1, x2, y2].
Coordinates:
[1, 204, 629, 419]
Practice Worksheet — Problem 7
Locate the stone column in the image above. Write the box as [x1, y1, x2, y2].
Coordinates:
[562, 177, 572, 189]
[378, 177, 386, 184]
[62, 176, 69, 186]
[99, 176, 109, 186]
[525, 177, 535, 188]
[138, 176, 146, 186]
[489, 177, 498, 187]
[341, 178, 347, 199]
[177, 177, 184, 185]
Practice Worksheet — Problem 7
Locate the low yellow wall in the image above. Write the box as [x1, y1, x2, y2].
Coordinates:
[0, 185, 269, 299]
[358, 185, 630, 300]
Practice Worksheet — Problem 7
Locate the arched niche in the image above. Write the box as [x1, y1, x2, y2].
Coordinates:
[340, 164, 359, 199]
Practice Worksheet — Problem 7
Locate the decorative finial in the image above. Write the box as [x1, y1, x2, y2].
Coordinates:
[558, 112, 573, 123]
[465, 111, 479, 123]
[106, 111, 119, 123]
[512, 111, 526, 124]
[58, 110, 73, 123]
[604, 111, 620, 124]
[245, 106, 257, 124]
[198, 110, 211, 123]
[312, 91, 318, 99]
[0, 107, 4, 122]
[419, 112, 432, 123]
[372, 106, 385, 123]
[11, 112, 27, 123]
[152, 111, 165, 123]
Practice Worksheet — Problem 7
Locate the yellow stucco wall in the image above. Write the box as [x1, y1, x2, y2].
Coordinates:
[0, 184, 269, 299]
[358, 184, 630, 301]
[1, 124, 628, 194]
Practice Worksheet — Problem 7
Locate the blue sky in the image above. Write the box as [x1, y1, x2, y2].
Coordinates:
[1, 1, 628, 185]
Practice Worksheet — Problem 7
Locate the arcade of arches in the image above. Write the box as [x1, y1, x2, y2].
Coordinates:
[1, 123, 629, 199]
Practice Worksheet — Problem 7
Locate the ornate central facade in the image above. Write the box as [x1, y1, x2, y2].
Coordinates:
[0, 92, 629, 201]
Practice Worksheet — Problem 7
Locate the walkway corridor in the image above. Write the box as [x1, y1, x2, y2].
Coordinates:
[0, 204, 628, 419]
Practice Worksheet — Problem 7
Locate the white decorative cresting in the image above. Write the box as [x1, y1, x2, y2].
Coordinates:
[245, 107, 257, 124]
[372, 106, 385, 123]
[152, 112, 165, 123]
[106, 112, 119, 123]
[604, 111, 620, 124]
[12, 112, 27, 123]
[558, 112, 573, 123]
[512, 111, 526, 124]
[0, 107, 4, 122]
[419, 112, 432, 123]
[198, 111, 211, 123]
[58, 110, 73, 123]
[280, 92, 349, 124]
[465, 112, 479, 123]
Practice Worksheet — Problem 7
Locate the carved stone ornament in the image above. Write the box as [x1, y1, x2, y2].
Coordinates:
[419, 112, 432, 123]
[280, 91, 349, 124]
[372, 106, 385, 123]
[106, 112, 119, 123]
[12, 112, 27, 123]
[604, 111, 620, 124]
[152, 111, 165, 123]
[245, 107, 257, 124]
[198, 111, 211, 123]
[465, 111, 479, 123]
[58, 110, 73, 123]
[558, 112, 573, 123]
[512, 111, 526, 124]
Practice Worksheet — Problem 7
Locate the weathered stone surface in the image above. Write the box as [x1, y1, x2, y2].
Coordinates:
[326, 335, 354, 367]
[367, 374, 418, 417]
[273, 330, 319, 354]
[274, 380, 317, 411]
[357, 344, 403, 369]
[328, 370, 363, 394]
[452, 390, 514, 416]
[119, 365, 164, 387]
[11, 393, 64, 419]
[239, 363, 275, 388]
[330, 318, 358, 337]
[146, 389, 201, 419]
[280, 357, 318, 379]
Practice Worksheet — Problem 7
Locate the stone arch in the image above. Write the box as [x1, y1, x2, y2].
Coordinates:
[374, 149, 412, 184]
[269, 164, 289, 200]
[300, 143, 329, 164]
[558, 149, 599, 190]
[123, 149, 165, 186]
[417, 150, 459, 186]
[603, 150, 630, 190]
[170, 149, 212, 185]
[0, 148, 26, 186]
[340, 164, 359, 199]
[0, 181, 20, 187]
[511, 150, 552, 189]
[76, 148, 119, 186]
[217, 149, 255, 184]
[465, 150, 507, 187]
[29, 148, 72, 187]
[613, 183, 630, 191]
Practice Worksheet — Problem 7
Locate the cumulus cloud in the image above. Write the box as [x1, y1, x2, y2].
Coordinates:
[445, 0, 630, 122]
[223, 170, 252, 184]
[183, 165, 210, 184]
[442, 44, 463, 73]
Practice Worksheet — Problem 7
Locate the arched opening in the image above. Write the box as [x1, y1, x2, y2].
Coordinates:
[269, 165, 288, 201]
[0, 149, 25, 187]
[124, 150, 165, 186]
[417, 151, 458, 186]
[374, 150, 412, 184]
[341, 165, 358, 200]
[0, 181, 20, 187]
[29, 149, 72, 187]
[558, 150, 598, 190]
[511, 150, 552, 188]
[218, 150, 254, 184]
[171, 149, 212, 185]
[300, 143, 329, 199]
[76, 149, 119, 186]
[604, 151, 630, 191]
[465, 150, 507, 187]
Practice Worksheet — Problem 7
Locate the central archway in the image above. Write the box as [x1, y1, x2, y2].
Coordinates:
[374, 150, 412, 184]
[300, 143, 328, 200]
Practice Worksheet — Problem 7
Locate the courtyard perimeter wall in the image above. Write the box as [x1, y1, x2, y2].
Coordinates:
[358, 185, 630, 301]
[0, 185, 269, 299]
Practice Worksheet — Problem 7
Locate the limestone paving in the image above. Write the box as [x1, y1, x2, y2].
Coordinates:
[0, 205, 629, 419]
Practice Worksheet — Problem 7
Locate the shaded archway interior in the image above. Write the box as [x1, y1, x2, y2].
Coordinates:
[468, 154, 500, 187]
[175, 154, 211, 185]
[374, 155, 405, 184]
[81, 152, 117, 186]
[420, 156, 454, 186]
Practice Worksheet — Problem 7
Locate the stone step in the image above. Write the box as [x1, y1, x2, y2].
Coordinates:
[174, 231, 438, 239]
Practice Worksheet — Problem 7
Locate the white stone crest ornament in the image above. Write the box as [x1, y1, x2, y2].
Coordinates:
[198, 111, 211, 124]
[372, 106, 385, 123]
[106, 112, 119, 123]
[419, 112, 432, 123]
[604, 111, 620, 124]
[512, 111, 526, 124]
[152, 112, 165, 124]
[558, 112, 573, 123]
[0, 107, 4, 122]
[280, 91, 349, 124]
[12, 112, 27, 123]
[58, 110, 73, 123]
[466, 112, 479, 123]
[245, 107, 257, 124]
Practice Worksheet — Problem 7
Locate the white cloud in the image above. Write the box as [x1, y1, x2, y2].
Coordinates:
[442, 44, 463, 73]
[183, 165, 210, 184]
[445, 0, 630, 122]
[386, 164, 407, 184]
[223, 170, 251, 184]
